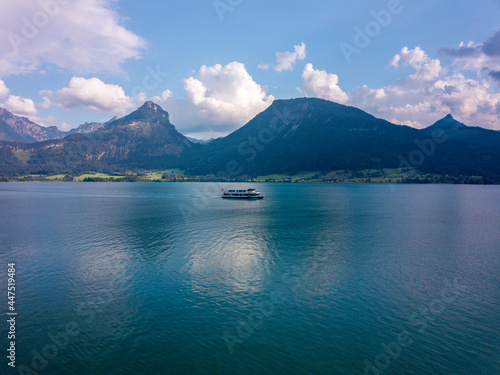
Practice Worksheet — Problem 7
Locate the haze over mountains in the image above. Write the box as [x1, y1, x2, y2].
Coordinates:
[0, 108, 67, 143]
[0, 108, 119, 143]
[0, 98, 499, 178]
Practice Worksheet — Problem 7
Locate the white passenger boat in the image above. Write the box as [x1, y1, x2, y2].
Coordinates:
[222, 188, 264, 199]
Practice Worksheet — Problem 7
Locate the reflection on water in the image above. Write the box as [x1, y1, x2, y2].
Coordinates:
[186, 233, 271, 295]
[0, 182, 499, 375]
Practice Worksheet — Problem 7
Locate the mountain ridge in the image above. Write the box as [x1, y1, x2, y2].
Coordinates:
[0, 107, 118, 142]
[426, 114, 468, 129]
[67, 116, 118, 136]
[0, 102, 191, 173]
[182, 98, 423, 176]
[0, 98, 499, 178]
[0, 108, 65, 143]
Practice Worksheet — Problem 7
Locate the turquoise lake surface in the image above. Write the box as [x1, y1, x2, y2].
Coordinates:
[0, 182, 499, 374]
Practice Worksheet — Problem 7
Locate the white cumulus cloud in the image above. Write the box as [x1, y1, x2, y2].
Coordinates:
[390, 46, 442, 81]
[439, 31, 500, 83]
[176, 61, 274, 135]
[301, 47, 500, 130]
[151, 89, 173, 105]
[391, 46, 429, 69]
[3, 95, 38, 116]
[49, 77, 135, 115]
[274, 42, 306, 72]
[0, 0, 146, 76]
[351, 47, 500, 129]
[259, 43, 307, 72]
[301, 63, 349, 104]
[0, 80, 9, 99]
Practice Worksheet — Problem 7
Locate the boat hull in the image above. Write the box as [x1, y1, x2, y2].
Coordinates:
[222, 196, 264, 199]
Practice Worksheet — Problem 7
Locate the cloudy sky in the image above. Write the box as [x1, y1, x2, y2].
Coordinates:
[1, 0, 500, 139]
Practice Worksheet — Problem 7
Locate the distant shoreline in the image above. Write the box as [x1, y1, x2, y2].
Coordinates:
[1, 167, 499, 185]
[1, 179, 499, 185]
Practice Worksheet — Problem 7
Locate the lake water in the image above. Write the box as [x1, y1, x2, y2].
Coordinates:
[0, 182, 499, 375]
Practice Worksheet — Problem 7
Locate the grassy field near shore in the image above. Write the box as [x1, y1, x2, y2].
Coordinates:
[2, 168, 493, 184]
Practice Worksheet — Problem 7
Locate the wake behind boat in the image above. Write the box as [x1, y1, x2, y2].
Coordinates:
[222, 188, 264, 199]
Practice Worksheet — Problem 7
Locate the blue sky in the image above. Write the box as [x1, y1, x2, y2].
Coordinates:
[1, 0, 500, 138]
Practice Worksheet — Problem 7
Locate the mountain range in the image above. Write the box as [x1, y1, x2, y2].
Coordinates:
[0, 98, 499, 179]
[0, 108, 66, 143]
[0, 108, 119, 143]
